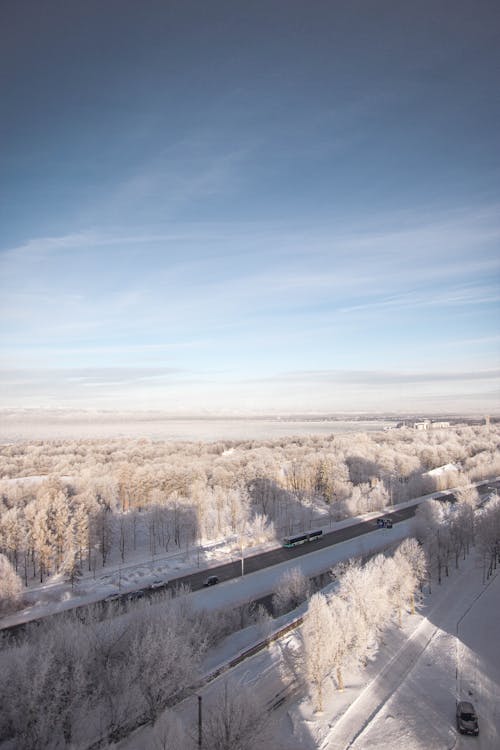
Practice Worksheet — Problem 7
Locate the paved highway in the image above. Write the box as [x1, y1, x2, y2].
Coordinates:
[169, 503, 419, 592]
[2, 480, 497, 640]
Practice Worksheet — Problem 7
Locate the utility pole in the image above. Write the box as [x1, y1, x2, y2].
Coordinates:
[198, 695, 202, 748]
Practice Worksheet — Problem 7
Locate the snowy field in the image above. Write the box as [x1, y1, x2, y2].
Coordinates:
[0, 413, 393, 442]
[118, 548, 499, 750]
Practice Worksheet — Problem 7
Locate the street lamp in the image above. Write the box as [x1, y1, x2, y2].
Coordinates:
[197, 694, 202, 748]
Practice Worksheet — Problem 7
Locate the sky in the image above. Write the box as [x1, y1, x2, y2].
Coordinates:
[1, 0, 499, 415]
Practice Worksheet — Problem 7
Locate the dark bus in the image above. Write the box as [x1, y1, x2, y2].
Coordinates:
[283, 529, 323, 548]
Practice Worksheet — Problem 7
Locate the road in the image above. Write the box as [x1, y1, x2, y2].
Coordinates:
[2, 480, 497, 639]
[0, 503, 419, 639]
[169, 503, 418, 591]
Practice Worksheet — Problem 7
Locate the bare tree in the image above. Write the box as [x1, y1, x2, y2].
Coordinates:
[201, 679, 272, 750]
[130, 618, 198, 724]
[272, 566, 311, 616]
[153, 708, 194, 750]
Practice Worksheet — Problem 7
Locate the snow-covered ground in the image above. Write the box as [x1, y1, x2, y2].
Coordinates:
[325, 555, 499, 750]
[117, 545, 499, 750]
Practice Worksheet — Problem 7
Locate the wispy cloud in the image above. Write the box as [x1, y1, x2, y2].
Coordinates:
[240, 368, 500, 386]
[338, 284, 500, 315]
[1, 204, 499, 412]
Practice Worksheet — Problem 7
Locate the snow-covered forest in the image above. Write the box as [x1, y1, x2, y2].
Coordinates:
[1, 489, 499, 750]
[0, 423, 499, 748]
[0, 539, 424, 748]
[0, 424, 499, 604]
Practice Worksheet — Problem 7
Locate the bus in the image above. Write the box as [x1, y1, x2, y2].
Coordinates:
[283, 529, 323, 548]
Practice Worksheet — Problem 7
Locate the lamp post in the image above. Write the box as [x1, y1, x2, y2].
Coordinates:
[198, 694, 202, 748]
[239, 523, 246, 577]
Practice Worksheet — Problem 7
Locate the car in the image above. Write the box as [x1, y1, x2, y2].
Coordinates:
[149, 579, 166, 590]
[456, 701, 479, 736]
[203, 575, 219, 587]
[127, 590, 145, 602]
[376, 518, 386, 528]
[104, 593, 121, 603]
[385, 518, 393, 529]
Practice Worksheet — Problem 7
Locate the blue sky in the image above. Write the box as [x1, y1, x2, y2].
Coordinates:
[1, 1, 499, 414]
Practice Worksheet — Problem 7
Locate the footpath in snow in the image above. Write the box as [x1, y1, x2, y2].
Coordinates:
[325, 556, 499, 750]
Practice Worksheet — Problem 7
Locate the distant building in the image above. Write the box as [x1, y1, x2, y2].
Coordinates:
[413, 420, 431, 430]
[413, 420, 450, 430]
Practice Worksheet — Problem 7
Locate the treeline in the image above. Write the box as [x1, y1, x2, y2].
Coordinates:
[416, 487, 500, 585]
[0, 425, 498, 594]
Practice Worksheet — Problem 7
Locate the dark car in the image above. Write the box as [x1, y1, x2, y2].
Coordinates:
[127, 590, 145, 602]
[204, 575, 219, 587]
[456, 701, 479, 736]
[376, 518, 386, 528]
[104, 593, 121, 604]
[385, 518, 393, 529]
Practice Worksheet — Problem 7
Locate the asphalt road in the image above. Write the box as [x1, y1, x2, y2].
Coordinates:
[3, 481, 498, 640]
[162, 503, 419, 592]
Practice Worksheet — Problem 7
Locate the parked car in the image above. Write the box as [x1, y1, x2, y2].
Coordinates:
[456, 701, 479, 736]
[385, 518, 393, 529]
[203, 575, 219, 587]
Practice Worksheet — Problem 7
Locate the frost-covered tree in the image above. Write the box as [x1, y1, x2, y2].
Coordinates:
[201, 679, 272, 750]
[302, 592, 335, 712]
[63, 537, 83, 591]
[384, 555, 416, 626]
[475, 497, 500, 580]
[327, 594, 354, 691]
[0, 506, 25, 573]
[336, 556, 391, 646]
[272, 566, 310, 616]
[0, 553, 23, 613]
[394, 537, 427, 602]
[1, 619, 88, 749]
[455, 485, 480, 509]
[130, 619, 198, 724]
[415, 499, 451, 586]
